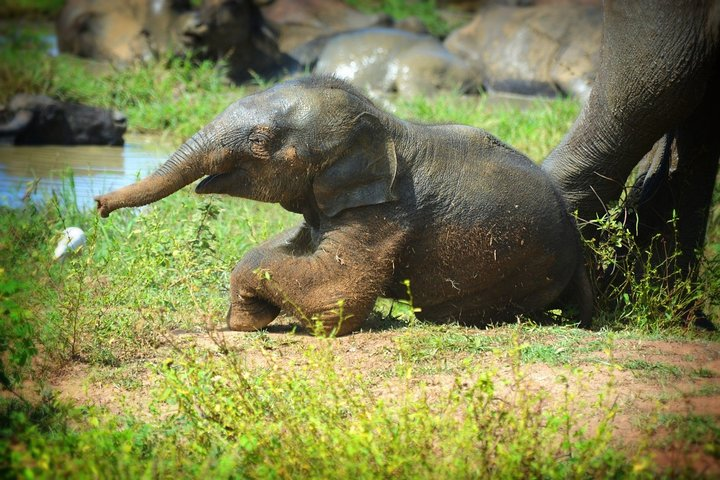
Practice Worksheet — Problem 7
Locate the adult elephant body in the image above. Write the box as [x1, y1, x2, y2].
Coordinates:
[56, 0, 289, 82]
[56, 0, 200, 64]
[96, 77, 591, 335]
[313, 28, 479, 98]
[543, 0, 720, 278]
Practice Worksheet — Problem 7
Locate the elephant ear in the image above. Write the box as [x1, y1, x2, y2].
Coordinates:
[313, 113, 398, 218]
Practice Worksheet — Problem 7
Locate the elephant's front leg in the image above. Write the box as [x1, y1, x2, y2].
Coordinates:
[226, 270, 280, 332]
[230, 212, 406, 336]
[226, 224, 312, 331]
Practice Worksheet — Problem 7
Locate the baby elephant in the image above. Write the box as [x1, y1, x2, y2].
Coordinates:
[96, 76, 591, 335]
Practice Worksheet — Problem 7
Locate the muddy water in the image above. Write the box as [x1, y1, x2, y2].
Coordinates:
[0, 135, 172, 210]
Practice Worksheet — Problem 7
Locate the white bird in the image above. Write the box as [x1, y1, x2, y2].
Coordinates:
[54, 227, 87, 261]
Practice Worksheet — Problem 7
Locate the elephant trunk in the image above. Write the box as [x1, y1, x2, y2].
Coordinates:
[95, 130, 212, 217]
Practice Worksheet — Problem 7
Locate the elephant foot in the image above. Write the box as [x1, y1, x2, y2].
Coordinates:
[226, 296, 280, 332]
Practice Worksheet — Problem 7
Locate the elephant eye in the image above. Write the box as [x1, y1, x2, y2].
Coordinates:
[249, 132, 268, 145]
[249, 126, 273, 144]
[248, 127, 273, 159]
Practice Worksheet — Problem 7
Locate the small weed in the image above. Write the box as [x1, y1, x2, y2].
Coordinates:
[0, 275, 37, 391]
[691, 367, 715, 379]
[394, 323, 609, 369]
[0, 0, 64, 18]
[149, 337, 639, 478]
[88, 363, 150, 391]
[693, 384, 720, 396]
[656, 413, 720, 456]
[394, 324, 501, 365]
[346, 0, 451, 37]
[621, 359, 683, 379]
[520, 343, 573, 365]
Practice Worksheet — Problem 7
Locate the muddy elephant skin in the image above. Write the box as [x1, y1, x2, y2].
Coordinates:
[314, 28, 480, 97]
[195, 0, 296, 83]
[57, 0, 292, 82]
[0, 94, 127, 146]
[542, 0, 720, 279]
[95, 76, 591, 335]
[444, 5, 602, 99]
[56, 0, 202, 64]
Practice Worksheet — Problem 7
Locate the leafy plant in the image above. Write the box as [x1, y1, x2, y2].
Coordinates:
[0, 276, 36, 390]
[581, 205, 716, 332]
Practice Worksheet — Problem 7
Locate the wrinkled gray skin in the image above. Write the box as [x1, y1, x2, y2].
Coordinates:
[444, 5, 602, 100]
[0, 94, 127, 146]
[542, 0, 720, 280]
[95, 76, 591, 335]
[314, 28, 480, 98]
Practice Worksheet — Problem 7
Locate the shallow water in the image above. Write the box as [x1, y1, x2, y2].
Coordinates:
[0, 135, 172, 210]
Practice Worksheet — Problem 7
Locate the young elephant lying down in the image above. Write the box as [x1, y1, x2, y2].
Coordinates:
[96, 76, 592, 335]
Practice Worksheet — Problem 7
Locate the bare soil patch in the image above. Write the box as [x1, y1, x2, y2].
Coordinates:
[49, 324, 720, 477]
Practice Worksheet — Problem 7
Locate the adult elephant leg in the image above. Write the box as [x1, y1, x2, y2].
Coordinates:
[625, 134, 677, 264]
[665, 66, 720, 279]
[542, 0, 720, 221]
[631, 60, 720, 279]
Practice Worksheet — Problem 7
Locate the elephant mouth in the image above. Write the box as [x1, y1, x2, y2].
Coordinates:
[195, 174, 223, 193]
[196, 170, 245, 194]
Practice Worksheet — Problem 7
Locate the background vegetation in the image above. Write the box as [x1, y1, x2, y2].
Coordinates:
[0, 0, 64, 19]
[0, 16, 718, 479]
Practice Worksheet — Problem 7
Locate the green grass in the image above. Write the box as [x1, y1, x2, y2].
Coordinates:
[694, 384, 720, 396]
[395, 94, 580, 162]
[0, 0, 64, 18]
[1, 189, 297, 366]
[692, 368, 715, 379]
[656, 413, 720, 456]
[620, 359, 683, 379]
[1, 337, 640, 479]
[0, 30, 244, 141]
[346, 0, 452, 37]
[0, 27, 580, 151]
[394, 323, 611, 369]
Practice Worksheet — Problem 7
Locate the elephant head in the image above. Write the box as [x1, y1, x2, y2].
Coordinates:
[95, 77, 397, 218]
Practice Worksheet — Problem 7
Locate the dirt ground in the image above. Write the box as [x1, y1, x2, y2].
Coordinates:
[49, 322, 720, 477]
